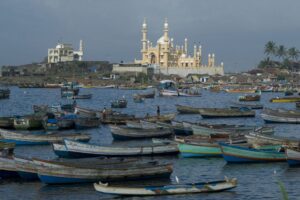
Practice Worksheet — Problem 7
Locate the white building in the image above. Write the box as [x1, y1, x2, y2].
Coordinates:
[48, 40, 84, 63]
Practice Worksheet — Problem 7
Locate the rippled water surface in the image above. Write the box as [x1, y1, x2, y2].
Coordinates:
[0, 87, 300, 200]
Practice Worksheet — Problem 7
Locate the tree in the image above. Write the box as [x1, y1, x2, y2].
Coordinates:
[264, 41, 277, 59]
[287, 47, 300, 61]
[276, 45, 287, 61]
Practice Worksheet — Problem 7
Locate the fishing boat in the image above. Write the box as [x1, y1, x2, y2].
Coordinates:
[261, 108, 300, 123]
[144, 113, 176, 123]
[133, 95, 145, 103]
[0, 89, 10, 99]
[158, 80, 179, 96]
[238, 94, 260, 102]
[178, 142, 222, 158]
[0, 156, 19, 178]
[93, 177, 237, 196]
[0, 117, 14, 129]
[176, 104, 200, 114]
[245, 132, 300, 148]
[69, 94, 93, 99]
[220, 143, 286, 163]
[285, 90, 294, 96]
[110, 125, 173, 140]
[14, 156, 39, 180]
[154, 121, 193, 136]
[43, 117, 74, 130]
[198, 108, 255, 118]
[135, 90, 155, 98]
[74, 117, 101, 129]
[34, 158, 173, 184]
[230, 102, 263, 109]
[269, 96, 300, 103]
[225, 88, 256, 93]
[111, 99, 127, 108]
[13, 115, 43, 130]
[75, 106, 100, 118]
[0, 129, 91, 145]
[63, 139, 179, 157]
[286, 148, 300, 166]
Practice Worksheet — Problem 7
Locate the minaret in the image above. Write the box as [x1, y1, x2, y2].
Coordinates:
[78, 40, 83, 61]
[171, 38, 174, 48]
[141, 18, 148, 63]
[212, 54, 215, 67]
[184, 38, 188, 54]
[163, 18, 169, 42]
[193, 45, 197, 57]
[163, 18, 169, 67]
[208, 54, 211, 67]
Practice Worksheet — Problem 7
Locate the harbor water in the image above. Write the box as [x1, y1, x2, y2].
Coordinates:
[0, 87, 299, 200]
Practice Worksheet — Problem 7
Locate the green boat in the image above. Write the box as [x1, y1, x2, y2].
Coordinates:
[178, 142, 222, 158]
[220, 143, 286, 163]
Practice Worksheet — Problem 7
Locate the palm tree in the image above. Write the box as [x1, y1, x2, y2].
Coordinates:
[276, 45, 287, 61]
[287, 47, 300, 61]
[264, 41, 277, 59]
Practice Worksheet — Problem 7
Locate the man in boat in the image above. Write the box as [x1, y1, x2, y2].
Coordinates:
[157, 106, 160, 117]
[102, 107, 107, 120]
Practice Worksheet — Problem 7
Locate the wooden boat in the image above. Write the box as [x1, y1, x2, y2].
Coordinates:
[285, 90, 294, 96]
[286, 148, 300, 166]
[74, 117, 100, 129]
[64, 139, 179, 157]
[43, 118, 74, 130]
[220, 143, 286, 163]
[69, 94, 92, 99]
[0, 89, 10, 99]
[230, 102, 263, 109]
[0, 129, 91, 145]
[0, 117, 14, 128]
[178, 142, 222, 158]
[144, 113, 176, 123]
[176, 104, 200, 114]
[101, 113, 137, 125]
[110, 125, 173, 140]
[225, 88, 256, 93]
[34, 158, 173, 184]
[135, 90, 155, 98]
[245, 132, 300, 148]
[75, 106, 100, 118]
[0, 141, 15, 155]
[0, 156, 19, 178]
[14, 156, 39, 180]
[154, 121, 193, 136]
[111, 99, 127, 108]
[261, 108, 300, 123]
[270, 96, 300, 103]
[209, 86, 221, 92]
[93, 178, 237, 196]
[133, 95, 145, 103]
[198, 108, 255, 118]
[238, 94, 260, 102]
[13, 115, 43, 130]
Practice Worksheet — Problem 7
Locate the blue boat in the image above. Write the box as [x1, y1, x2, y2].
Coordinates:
[286, 148, 300, 166]
[220, 143, 286, 163]
[14, 156, 39, 180]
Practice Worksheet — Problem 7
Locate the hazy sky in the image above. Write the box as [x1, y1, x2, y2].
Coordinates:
[1, 0, 300, 72]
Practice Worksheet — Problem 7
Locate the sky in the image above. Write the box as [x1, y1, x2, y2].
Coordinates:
[1, 0, 300, 72]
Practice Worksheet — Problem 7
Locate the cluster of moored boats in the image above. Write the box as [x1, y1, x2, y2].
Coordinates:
[2, 82, 300, 197]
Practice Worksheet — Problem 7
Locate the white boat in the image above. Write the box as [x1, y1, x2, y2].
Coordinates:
[93, 177, 237, 196]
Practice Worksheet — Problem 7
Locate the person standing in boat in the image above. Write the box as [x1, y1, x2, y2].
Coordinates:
[157, 106, 160, 117]
[102, 107, 107, 120]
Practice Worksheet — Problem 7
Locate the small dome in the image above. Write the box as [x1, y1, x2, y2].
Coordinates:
[181, 54, 186, 58]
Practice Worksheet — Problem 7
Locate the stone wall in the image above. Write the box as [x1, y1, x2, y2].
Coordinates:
[159, 66, 224, 77]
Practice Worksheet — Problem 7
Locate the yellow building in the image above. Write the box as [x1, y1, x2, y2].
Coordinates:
[135, 19, 224, 77]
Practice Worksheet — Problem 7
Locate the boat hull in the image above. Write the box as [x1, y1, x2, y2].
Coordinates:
[220, 143, 286, 163]
[178, 143, 222, 158]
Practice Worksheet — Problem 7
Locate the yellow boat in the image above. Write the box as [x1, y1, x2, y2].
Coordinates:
[270, 97, 300, 103]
